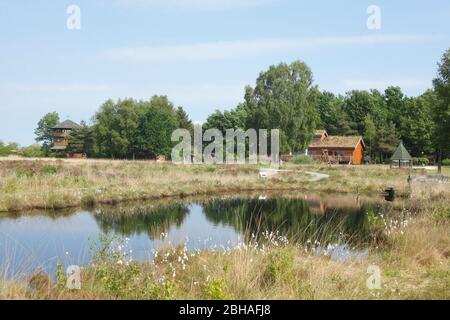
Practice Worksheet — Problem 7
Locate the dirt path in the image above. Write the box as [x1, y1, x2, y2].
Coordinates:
[259, 168, 330, 182]
[305, 171, 330, 182]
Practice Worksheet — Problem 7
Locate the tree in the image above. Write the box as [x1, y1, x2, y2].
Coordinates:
[343, 90, 374, 133]
[93, 99, 143, 159]
[363, 114, 376, 158]
[244, 61, 319, 153]
[35, 112, 59, 154]
[317, 91, 355, 135]
[67, 121, 94, 156]
[0, 141, 19, 156]
[137, 96, 178, 158]
[384, 86, 405, 127]
[400, 92, 435, 156]
[432, 48, 450, 172]
[175, 106, 193, 132]
[373, 122, 399, 162]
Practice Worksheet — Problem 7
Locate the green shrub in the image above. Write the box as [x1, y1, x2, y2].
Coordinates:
[56, 262, 67, 289]
[432, 206, 450, 222]
[264, 248, 294, 284]
[203, 278, 229, 300]
[291, 155, 315, 164]
[15, 167, 35, 178]
[413, 157, 429, 166]
[81, 194, 96, 208]
[142, 280, 175, 300]
[442, 159, 450, 166]
[43, 164, 58, 175]
[21, 144, 45, 158]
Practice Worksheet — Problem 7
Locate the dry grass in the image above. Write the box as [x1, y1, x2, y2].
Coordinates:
[0, 158, 448, 300]
[3, 215, 448, 300]
[1, 157, 446, 212]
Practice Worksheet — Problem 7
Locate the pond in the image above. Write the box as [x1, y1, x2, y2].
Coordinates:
[0, 193, 382, 279]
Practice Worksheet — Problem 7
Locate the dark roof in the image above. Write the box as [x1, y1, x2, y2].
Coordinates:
[390, 141, 412, 161]
[309, 136, 365, 149]
[52, 120, 81, 130]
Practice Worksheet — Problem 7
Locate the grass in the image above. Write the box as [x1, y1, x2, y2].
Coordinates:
[1, 157, 447, 212]
[2, 200, 448, 300]
[0, 157, 448, 300]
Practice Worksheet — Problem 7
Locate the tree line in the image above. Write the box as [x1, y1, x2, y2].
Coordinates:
[4, 48, 448, 165]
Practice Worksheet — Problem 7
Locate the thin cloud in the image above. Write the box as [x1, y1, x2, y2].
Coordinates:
[102, 34, 441, 64]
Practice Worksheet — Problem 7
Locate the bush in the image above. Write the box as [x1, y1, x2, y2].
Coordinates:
[264, 248, 294, 284]
[203, 278, 229, 300]
[413, 157, 429, 166]
[290, 155, 315, 164]
[15, 167, 35, 178]
[442, 159, 450, 166]
[21, 144, 45, 158]
[43, 164, 58, 175]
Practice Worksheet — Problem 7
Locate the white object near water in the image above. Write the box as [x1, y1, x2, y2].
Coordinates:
[259, 169, 278, 179]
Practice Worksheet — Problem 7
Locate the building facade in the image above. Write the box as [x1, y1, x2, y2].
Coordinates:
[308, 130, 365, 165]
[50, 120, 84, 158]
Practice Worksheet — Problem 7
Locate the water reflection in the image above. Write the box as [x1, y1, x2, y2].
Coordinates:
[0, 193, 381, 277]
[93, 203, 189, 239]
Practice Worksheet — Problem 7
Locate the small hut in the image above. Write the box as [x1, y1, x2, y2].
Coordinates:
[390, 141, 412, 168]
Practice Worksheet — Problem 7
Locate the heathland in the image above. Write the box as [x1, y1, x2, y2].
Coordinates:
[0, 158, 449, 299]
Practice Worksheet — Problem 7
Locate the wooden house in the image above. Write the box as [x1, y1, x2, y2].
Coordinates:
[308, 130, 365, 165]
[50, 120, 84, 158]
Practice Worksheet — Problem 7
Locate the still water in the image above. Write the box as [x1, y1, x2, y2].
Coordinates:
[0, 194, 380, 278]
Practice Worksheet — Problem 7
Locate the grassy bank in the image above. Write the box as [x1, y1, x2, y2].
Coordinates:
[1, 195, 448, 300]
[0, 158, 448, 300]
[1, 157, 447, 212]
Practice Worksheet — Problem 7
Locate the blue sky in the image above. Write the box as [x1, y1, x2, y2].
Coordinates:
[0, 0, 449, 145]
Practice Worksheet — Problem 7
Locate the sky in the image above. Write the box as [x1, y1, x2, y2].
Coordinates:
[0, 0, 449, 145]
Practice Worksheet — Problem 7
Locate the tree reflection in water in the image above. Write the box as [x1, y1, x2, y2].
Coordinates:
[92, 196, 376, 247]
[93, 203, 189, 240]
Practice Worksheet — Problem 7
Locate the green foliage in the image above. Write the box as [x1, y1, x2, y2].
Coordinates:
[43, 164, 57, 174]
[93, 99, 143, 159]
[204, 103, 248, 134]
[374, 122, 399, 160]
[244, 61, 319, 153]
[364, 114, 376, 157]
[317, 92, 355, 136]
[432, 206, 450, 222]
[413, 157, 430, 166]
[137, 96, 179, 158]
[203, 278, 229, 300]
[316, 85, 436, 161]
[291, 155, 315, 164]
[67, 121, 94, 155]
[343, 90, 379, 133]
[21, 144, 45, 158]
[92, 96, 189, 159]
[366, 208, 385, 229]
[264, 249, 294, 284]
[442, 159, 450, 166]
[142, 280, 175, 300]
[56, 262, 67, 289]
[432, 48, 450, 165]
[34, 112, 59, 154]
[0, 141, 19, 156]
[176, 106, 194, 132]
[399, 92, 436, 156]
[15, 167, 35, 178]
